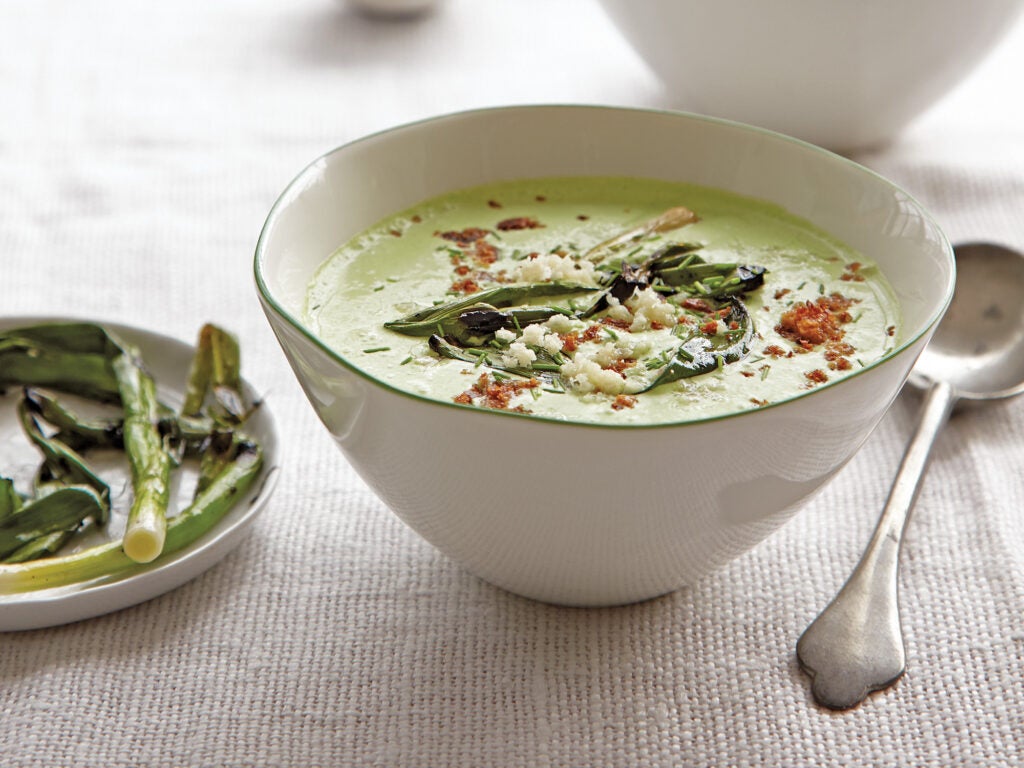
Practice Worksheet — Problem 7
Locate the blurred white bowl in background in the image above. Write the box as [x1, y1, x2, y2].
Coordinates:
[596, 0, 1024, 151]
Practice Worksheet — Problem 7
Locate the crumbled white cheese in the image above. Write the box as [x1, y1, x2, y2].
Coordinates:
[626, 287, 678, 332]
[590, 336, 652, 367]
[519, 324, 547, 346]
[543, 314, 582, 335]
[520, 323, 565, 356]
[605, 295, 633, 323]
[494, 328, 516, 342]
[501, 341, 536, 368]
[559, 355, 626, 395]
[512, 253, 599, 286]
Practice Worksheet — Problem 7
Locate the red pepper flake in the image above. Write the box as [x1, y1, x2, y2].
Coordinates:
[473, 240, 498, 265]
[487, 199, 503, 209]
[581, 325, 604, 343]
[805, 369, 829, 385]
[776, 295, 858, 347]
[740, 371, 755, 378]
[454, 264, 471, 276]
[841, 262, 865, 282]
[535, 195, 547, 202]
[561, 332, 579, 353]
[411, 214, 422, 224]
[750, 398, 769, 407]
[681, 297, 713, 313]
[887, 325, 896, 337]
[389, 228, 402, 237]
[650, 321, 666, 331]
[824, 341, 856, 360]
[700, 320, 719, 335]
[577, 214, 590, 221]
[611, 394, 637, 410]
[438, 227, 490, 247]
[774, 288, 792, 300]
[497, 217, 544, 231]
[601, 317, 632, 331]
[607, 359, 636, 377]
[450, 278, 480, 294]
[763, 344, 790, 358]
[455, 373, 539, 412]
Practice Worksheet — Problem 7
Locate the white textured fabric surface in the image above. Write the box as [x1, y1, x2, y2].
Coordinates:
[2, 2, 1023, 765]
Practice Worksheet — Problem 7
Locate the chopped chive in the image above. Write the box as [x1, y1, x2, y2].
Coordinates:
[489, 230, 503, 241]
[513, 315, 523, 332]
[310, 304, 321, 311]
[626, 245, 644, 259]
[373, 284, 386, 292]
[531, 363, 561, 372]
[797, 281, 807, 290]
[818, 283, 825, 295]
[760, 364, 771, 381]
[363, 347, 390, 354]
[857, 358, 865, 367]
[492, 371, 509, 381]
[400, 356, 413, 365]
[529, 387, 541, 401]
[387, 277, 400, 283]
[603, 327, 619, 341]
[852, 312, 863, 323]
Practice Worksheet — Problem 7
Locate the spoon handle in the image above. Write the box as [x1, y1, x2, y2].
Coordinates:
[796, 380, 956, 710]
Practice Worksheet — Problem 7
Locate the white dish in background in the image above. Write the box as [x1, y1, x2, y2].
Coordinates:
[0, 319, 279, 632]
[596, 0, 1024, 151]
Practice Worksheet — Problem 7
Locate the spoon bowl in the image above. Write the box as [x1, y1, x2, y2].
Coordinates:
[798, 241, 1024, 710]
[911, 242, 1024, 400]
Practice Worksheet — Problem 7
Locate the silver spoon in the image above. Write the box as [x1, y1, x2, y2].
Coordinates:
[796, 241, 1024, 710]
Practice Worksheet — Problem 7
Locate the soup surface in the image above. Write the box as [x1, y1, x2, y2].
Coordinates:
[305, 177, 900, 425]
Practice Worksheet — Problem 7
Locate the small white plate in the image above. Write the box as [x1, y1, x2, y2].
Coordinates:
[0, 318, 279, 631]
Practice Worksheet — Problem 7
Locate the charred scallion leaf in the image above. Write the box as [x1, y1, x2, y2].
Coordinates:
[0, 486, 106, 561]
[0, 323, 125, 402]
[583, 206, 699, 262]
[385, 282, 597, 337]
[18, 398, 111, 519]
[23, 388, 123, 452]
[113, 348, 174, 564]
[636, 298, 755, 392]
[182, 324, 249, 425]
[0, 478, 23, 524]
[428, 334, 558, 384]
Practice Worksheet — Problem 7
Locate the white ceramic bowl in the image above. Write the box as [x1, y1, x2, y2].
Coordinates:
[597, 0, 1024, 150]
[255, 106, 954, 606]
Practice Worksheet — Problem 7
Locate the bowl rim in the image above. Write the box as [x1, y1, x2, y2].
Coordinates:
[254, 103, 956, 431]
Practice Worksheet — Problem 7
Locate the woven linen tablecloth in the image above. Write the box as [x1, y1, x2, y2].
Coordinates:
[2, 2, 1023, 766]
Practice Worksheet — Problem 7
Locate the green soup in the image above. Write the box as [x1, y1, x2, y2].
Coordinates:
[305, 176, 900, 425]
